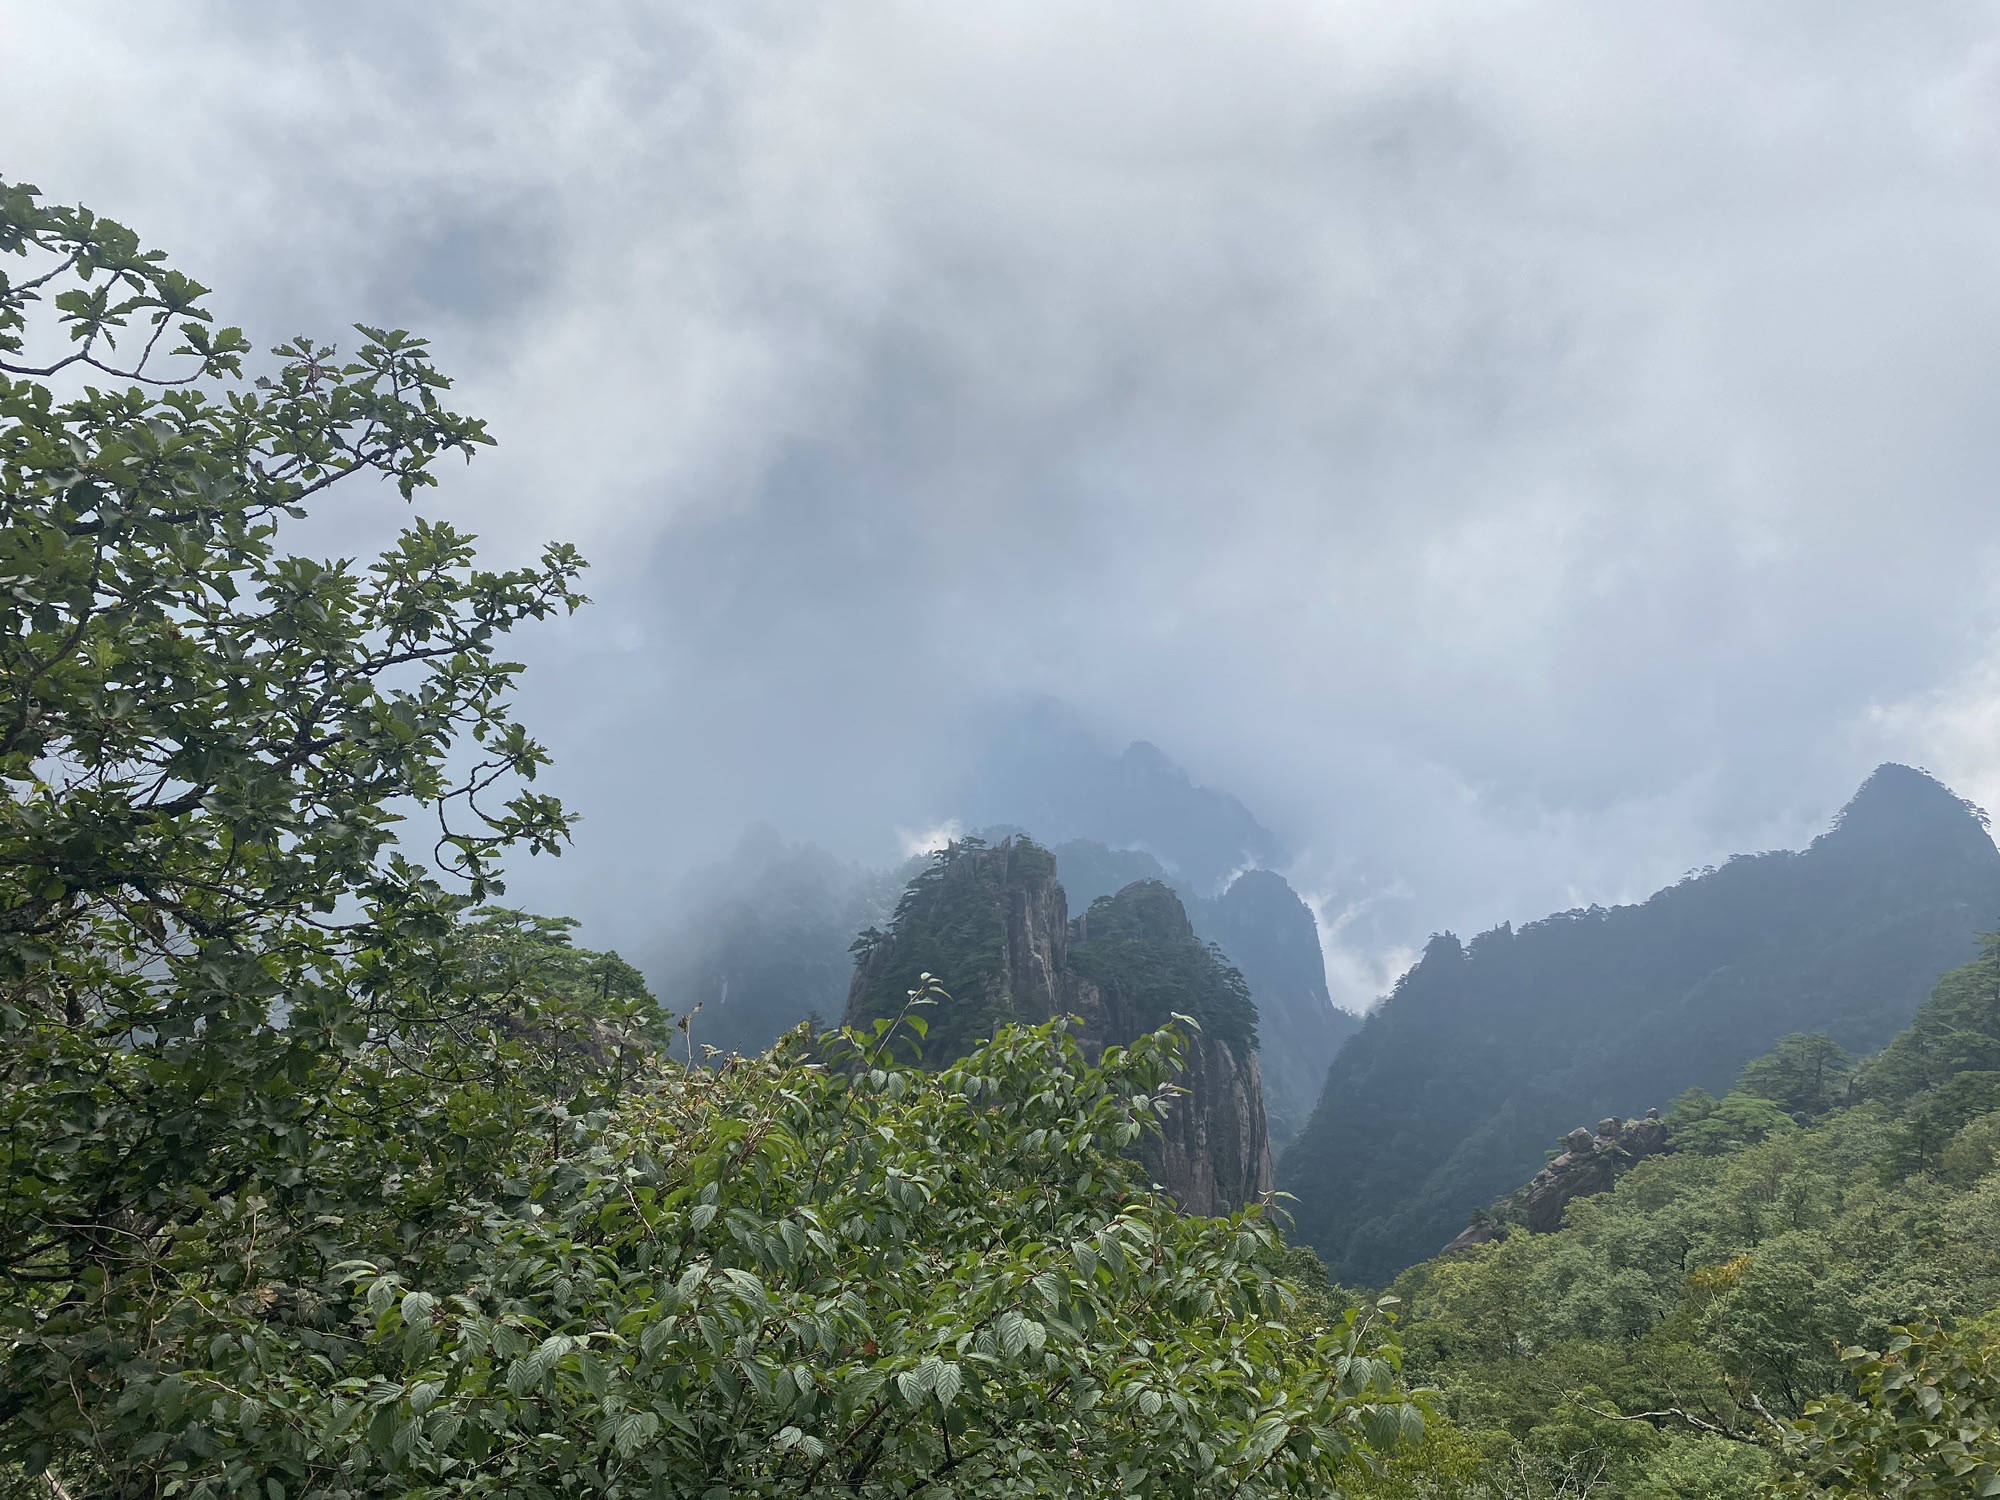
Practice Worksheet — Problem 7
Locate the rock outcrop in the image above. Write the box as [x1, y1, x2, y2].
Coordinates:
[1196, 870, 1359, 1148]
[1440, 1111, 1672, 1255]
[1039, 842, 1359, 1148]
[846, 838, 1274, 1215]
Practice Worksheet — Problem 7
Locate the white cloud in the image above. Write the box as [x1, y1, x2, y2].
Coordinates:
[7, 0, 2000, 970]
[898, 820, 964, 860]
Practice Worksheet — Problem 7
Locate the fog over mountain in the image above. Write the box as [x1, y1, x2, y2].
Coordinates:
[13, 3, 2000, 1004]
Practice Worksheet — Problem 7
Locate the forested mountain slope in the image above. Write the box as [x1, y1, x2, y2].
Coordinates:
[657, 824, 1359, 1137]
[1048, 839, 1359, 1144]
[1280, 763, 2000, 1286]
[1364, 936, 2000, 1499]
[647, 733, 1316, 1064]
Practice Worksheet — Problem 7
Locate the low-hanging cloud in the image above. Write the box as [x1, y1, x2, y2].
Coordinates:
[9, 0, 2000, 1005]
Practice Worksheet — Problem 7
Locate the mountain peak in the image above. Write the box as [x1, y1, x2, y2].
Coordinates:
[1278, 764, 2000, 1285]
[1815, 764, 1993, 859]
[957, 702, 1286, 892]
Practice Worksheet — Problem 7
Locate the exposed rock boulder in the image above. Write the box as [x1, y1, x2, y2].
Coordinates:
[1440, 1110, 1671, 1255]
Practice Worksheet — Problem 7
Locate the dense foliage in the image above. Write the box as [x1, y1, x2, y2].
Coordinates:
[1772, 1322, 2000, 1497]
[0, 180, 1425, 1497]
[676, 827, 1353, 1144]
[19, 166, 2000, 1500]
[848, 843, 1266, 1069]
[1355, 938, 2000, 1496]
[1280, 764, 2000, 1285]
[0, 171, 591, 1285]
[1069, 879, 1258, 1058]
[847, 837, 1062, 1063]
[12, 968, 1433, 1497]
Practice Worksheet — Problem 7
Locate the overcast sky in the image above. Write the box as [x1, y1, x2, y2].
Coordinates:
[10, 1, 2000, 1006]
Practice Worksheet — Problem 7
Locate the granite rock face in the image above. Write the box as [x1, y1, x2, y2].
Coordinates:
[1142, 1024, 1274, 1215]
[1038, 841, 1359, 1149]
[1197, 870, 1359, 1148]
[846, 839, 1274, 1215]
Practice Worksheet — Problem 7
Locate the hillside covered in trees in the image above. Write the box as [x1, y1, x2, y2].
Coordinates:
[846, 838, 1273, 1215]
[1360, 935, 2000, 1497]
[1279, 763, 2000, 1285]
[1045, 840, 1359, 1145]
[657, 826, 1358, 1145]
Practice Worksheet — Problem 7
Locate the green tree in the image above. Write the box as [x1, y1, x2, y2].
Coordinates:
[0, 175, 607, 1485]
[1672, 1093, 1799, 1156]
[1068, 880, 1258, 1058]
[0, 172, 591, 1244]
[1863, 936, 2000, 1104]
[1737, 1034, 1852, 1118]
[13, 992, 1427, 1496]
[1769, 1322, 2000, 1497]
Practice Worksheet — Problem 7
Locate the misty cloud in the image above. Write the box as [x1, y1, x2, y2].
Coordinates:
[9, 1, 2000, 1004]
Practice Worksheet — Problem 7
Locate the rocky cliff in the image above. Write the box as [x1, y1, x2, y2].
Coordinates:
[846, 838, 1274, 1215]
[1198, 870, 1359, 1147]
[1039, 840, 1358, 1147]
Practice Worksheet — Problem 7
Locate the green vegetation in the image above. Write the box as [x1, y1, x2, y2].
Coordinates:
[1354, 939, 2000, 1496]
[1770, 1322, 2000, 1496]
[1281, 767, 2000, 1286]
[0, 179, 1423, 1496]
[847, 836, 1063, 1062]
[649, 824, 1354, 1119]
[10, 168, 2000, 1500]
[849, 850, 1263, 1070]
[843, 848, 1275, 1216]
[1070, 879, 1259, 1059]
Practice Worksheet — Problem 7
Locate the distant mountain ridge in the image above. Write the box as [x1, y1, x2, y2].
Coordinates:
[654, 737, 1356, 1134]
[1278, 763, 2000, 1286]
[957, 700, 1285, 893]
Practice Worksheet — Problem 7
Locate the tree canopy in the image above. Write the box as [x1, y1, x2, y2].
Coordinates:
[0, 178, 1424, 1498]
[1361, 945, 2000, 1497]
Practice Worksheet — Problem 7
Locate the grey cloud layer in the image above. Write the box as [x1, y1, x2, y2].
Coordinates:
[8, 1, 2000, 1003]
